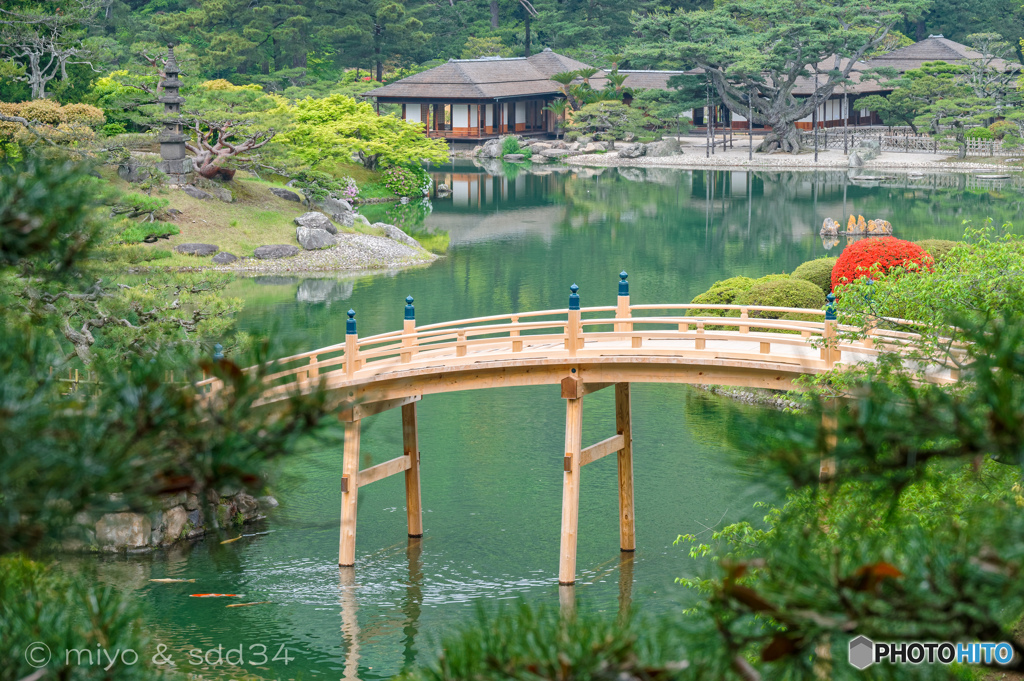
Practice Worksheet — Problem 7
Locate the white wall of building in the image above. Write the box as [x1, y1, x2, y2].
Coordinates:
[515, 101, 526, 124]
[405, 105, 421, 124]
[453, 104, 470, 128]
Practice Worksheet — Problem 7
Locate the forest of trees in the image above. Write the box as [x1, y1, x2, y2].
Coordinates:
[2, 0, 1024, 105]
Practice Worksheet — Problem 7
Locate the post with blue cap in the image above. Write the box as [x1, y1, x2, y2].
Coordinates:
[401, 296, 416, 363]
[820, 292, 839, 481]
[345, 309, 359, 377]
[566, 284, 581, 357]
[340, 308, 362, 567]
[822, 293, 839, 368]
[616, 271, 632, 339]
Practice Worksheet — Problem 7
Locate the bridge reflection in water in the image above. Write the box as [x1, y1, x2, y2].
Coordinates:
[201, 271, 959, 589]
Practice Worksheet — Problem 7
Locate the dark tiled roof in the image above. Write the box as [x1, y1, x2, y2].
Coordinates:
[867, 36, 1018, 72]
[364, 49, 592, 100]
[590, 70, 690, 90]
[364, 38, 1020, 103]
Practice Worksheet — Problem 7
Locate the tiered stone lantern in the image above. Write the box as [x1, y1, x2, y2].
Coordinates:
[156, 43, 192, 185]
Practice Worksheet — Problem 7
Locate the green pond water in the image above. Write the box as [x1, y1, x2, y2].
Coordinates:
[78, 165, 1024, 680]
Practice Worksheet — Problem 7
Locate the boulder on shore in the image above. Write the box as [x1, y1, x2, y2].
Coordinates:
[270, 187, 301, 202]
[254, 244, 300, 260]
[503, 153, 526, 162]
[375, 223, 422, 250]
[294, 211, 338, 235]
[296, 226, 338, 250]
[644, 137, 681, 157]
[174, 243, 219, 257]
[95, 512, 151, 550]
[318, 198, 355, 228]
[211, 252, 238, 264]
[618, 143, 645, 159]
[182, 185, 213, 200]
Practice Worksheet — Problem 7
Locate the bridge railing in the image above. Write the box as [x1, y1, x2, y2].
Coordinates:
[196, 274, 961, 396]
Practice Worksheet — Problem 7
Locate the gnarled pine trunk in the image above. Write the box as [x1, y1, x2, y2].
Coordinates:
[756, 121, 803, 154]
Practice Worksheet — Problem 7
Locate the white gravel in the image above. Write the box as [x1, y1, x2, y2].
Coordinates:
[210, 233, 437, 274]
[566, 143, 1020, 172]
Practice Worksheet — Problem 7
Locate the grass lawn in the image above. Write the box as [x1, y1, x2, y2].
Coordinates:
[100, 165, 395, 267]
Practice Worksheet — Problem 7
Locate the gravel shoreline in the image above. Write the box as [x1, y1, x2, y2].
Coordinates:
[563, 145, 1020, 173]
[206, 233, 437, 274]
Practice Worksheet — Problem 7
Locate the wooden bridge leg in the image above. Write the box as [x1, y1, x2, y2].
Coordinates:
[615, 383, 636, 552]
[339, 419, 361, 567]
[403, 403, 423, 538]
[819, 411, 837, 481]
[559, 393, 583, 585]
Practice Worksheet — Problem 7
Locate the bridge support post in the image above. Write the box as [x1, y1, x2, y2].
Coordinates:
[339, 419, 361, 566]
[403, 402, 423, 537]
[615, 383, 635, 552]
[559, 391, 583, 585]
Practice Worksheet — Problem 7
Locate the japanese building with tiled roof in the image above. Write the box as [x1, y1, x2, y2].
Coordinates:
[362, 38, 1019, 139]
[364, 49, 594, 140]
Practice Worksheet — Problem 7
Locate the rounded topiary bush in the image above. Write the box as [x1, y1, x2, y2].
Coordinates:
[832, 237, 933, 290]
[735, 277, 827, 323]
[915, 239, 959, 263]
[966, 126, 994, 141]
[791, 257, 837, 294]
[690, 276, 755, 317]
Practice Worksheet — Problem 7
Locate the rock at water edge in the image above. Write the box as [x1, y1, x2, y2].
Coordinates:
[95, 512, 151, 550]
[644, 137, 681, 157]
[212, 251, 238, 264]
[162, 506, 188, 542]
[254, 244, 300, 259]
[376, 223, 423, 250]
[618, 143, 645, 159]
[174, 243, 219, 257]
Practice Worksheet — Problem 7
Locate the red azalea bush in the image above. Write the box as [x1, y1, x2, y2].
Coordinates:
[831, 237, 933, 290]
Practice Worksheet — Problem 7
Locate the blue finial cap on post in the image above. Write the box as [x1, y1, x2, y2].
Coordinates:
[404, 295, 415, 321]
[212, 343, 224, 361]
[619, 271, 629, 296]
[569, 283, 580, 311]
[825, 293, 837, 321]
[347, 309, 357, 335]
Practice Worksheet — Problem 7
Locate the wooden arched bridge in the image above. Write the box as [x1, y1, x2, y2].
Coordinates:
[199, 272, 958, 585]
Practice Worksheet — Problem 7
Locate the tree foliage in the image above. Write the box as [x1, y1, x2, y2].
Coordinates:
[281, 94, 449, 170]
[629, 0, 928, 153]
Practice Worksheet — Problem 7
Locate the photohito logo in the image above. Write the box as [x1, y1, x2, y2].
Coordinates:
[848, 636, 1015, 669]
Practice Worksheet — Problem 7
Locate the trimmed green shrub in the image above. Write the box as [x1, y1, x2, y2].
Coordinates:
[118, 221, 180, 244]
[735, 277, 826, 323]
[916, 238, 959, 263]
[966, 126, 994, 140]
[690, 276, 755, 317]
[791, 257, 837, 294]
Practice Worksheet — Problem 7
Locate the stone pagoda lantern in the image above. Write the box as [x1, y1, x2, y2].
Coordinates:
[156, 43, 192, 185]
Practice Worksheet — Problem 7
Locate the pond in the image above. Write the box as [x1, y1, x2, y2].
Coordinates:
[79, 164, 1024, 680]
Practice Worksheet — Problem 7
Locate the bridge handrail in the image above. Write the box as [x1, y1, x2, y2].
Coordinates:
[197, 276, 965, 396]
